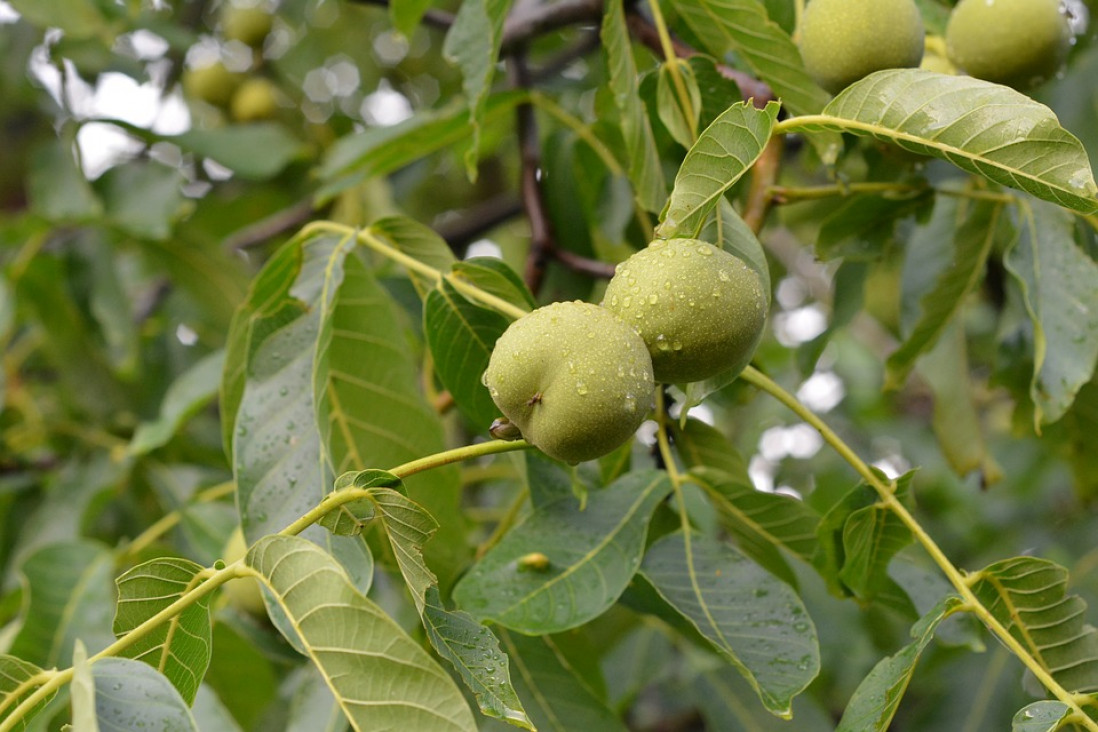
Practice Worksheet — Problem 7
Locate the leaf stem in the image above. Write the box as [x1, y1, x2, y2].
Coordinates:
[301, 221, 530, 321]
[740, 365, 1098, 731]
[278, 440, 531, 538]
[648, 1, 697, 138]
[654, 389, 691, 533]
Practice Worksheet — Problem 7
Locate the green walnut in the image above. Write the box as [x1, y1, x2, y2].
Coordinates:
[222, 5, 274, 48]
[222, 527, 266, 617]
[483, 301, 654, 464]
[182, 61, 240, 107]
[602, 239, 766, 384]
[946, 0, 1071, 89]
[231, 78, 279, 122]
[798, 0, 925, 94]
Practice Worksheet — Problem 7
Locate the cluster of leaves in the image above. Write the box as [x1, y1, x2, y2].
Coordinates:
[2, 0, 1098, 731]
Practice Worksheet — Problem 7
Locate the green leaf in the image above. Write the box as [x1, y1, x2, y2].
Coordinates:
[691, 467, 819, 588]
[689, 661, 834, 731]
[27, 139, 102, 222]
[323, 474, 532, 728]
[699, 198, 771, 299]
[1004, 199, 1098, 425]
[246, 534, 478, 731]
[192, 685, 244, 732]
[89, 658, 198, 731]
[311, 234, 464, 583]
[97, 160, 186, 240]
[442, 0, 514, 178]
[112, 558, 213, 705]
[8, 0, 110, 38]
[886, 199, 1002, 389]
[220, 238, 302, 459]
[9, 541, 115, 668]
[232, 237, 332, 540]
[640, 531, 819, 717]
[317, 470, 392, 536]
[129, 351, 226, 456]
[658, 61, 703, 149]
[370, 216, 456, 298]
[497, 630, 628, 732]
[813, 474, 915, 612]
[917, 321, 997, 478]
[390, 0, 434, 36]
[0, 656, 57, 731]
[969, 557, 1098, 694]
[671, 418, 749, 479]
[319, 92, 526, 199]
[602, 0, 668, 212]
[70, 641, 98, 732]
[454, 470, 672, 633]
[451, 258, 537, 312]
[688, 56, 747, 134]
[227, 233, 377, 597]
[801, 70, 1098, 214]
[816, 192, 932, 261]
[1012, 701, 1073, 732]
[668, 0, 831, 116]
[836, 595, 964, 732]
[425, 279, 510, 430]
[656, 100, 779, 239]
[171, 124, 304, 180]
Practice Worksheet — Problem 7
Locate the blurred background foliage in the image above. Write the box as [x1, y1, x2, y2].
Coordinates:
[1, 0, 1097, 729]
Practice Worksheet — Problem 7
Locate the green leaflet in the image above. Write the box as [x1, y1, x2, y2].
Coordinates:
[246, 535, 478, 731]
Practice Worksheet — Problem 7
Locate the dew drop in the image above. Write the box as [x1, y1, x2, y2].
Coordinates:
[622, 295, 633, 308]
[647, 293, 658, 305]
[624, 394, 637, 413]
[718, 269, 730, 282]
[576, 381, 588, 396]
[671, 340, 683, 351]
[696, 244, 713, 256]
[655, 334, 672, 352]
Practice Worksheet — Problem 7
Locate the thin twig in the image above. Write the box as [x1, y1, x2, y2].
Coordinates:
[225, 198, 319, 251]
[510, 50, 556, 293]
[432, 195, 524, 254]
[510, 51, 617, 292]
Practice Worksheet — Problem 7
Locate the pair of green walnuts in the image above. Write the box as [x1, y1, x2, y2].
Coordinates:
[483, 240, 766, 464]
[799, 0, 1072, 93]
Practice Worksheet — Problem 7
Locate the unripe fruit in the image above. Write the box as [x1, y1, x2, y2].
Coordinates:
[222, 527, 266, 617]
[946, 0, 1071, 89]
[603, 239, 766, 384]
[798, 0, 925, 94]
[182, 62, 240, 108]
[231, 78, 280, 122]
[483, 301, 654, 464]
[222, 5, 273, 48]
